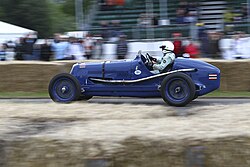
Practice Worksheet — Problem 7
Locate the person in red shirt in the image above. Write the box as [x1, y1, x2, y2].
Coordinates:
[116, 0, 125, 5]
[107, 0, 125, 6]
[172, 32, 183, 57]
[183, 40, 200, 58]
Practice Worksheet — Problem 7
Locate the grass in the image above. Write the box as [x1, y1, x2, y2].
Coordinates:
[0, 90, 250, 98]
[204, 90, 250, 98]
[0, 92, 49, 98]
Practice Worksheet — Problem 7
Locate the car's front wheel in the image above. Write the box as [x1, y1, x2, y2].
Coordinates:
[48, 73, 81, 103]
[161, 72, 195, 107]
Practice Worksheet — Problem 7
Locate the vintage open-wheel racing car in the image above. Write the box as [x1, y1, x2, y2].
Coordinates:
[48, 51, 220, 106]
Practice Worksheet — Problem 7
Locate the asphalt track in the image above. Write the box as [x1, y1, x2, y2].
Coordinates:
[0, 97, 249, 106]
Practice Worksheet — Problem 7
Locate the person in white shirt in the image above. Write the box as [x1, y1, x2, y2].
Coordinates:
[66, 37, 85, 60]
[84, 34, 94, 59]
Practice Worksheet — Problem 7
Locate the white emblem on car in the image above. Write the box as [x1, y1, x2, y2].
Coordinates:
[134, 66, 141, 75]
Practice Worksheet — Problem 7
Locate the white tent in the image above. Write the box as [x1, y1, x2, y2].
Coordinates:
[0, 21, 35, 43]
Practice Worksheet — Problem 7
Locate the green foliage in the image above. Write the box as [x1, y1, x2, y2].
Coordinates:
[62, 0, 75, 16]
[0, 7, 4, 18]
[0, 0, 91, 38]
[0, 0, 52, 38]
[62, 0, 91, 16]
[48, 2, 76, 36]
[204, 90, 250, 97]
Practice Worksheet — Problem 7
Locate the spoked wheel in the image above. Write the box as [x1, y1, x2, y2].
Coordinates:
[48, 73, 81, 103]
[161, 72, 195, 107]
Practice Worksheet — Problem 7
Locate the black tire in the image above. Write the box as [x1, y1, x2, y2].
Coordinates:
[78, 95, 93, 101]
[161, 72, 195, 107]
[193, 94, 199, 100]
[48, 73, 81, 103]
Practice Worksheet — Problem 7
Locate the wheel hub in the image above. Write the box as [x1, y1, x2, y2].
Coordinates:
[61, 86, 67, 94]
[175, 86, 181, 93]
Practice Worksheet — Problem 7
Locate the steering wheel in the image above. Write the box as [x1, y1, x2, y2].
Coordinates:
[145, 53, 153, 67]
[140, 52, 154, 71]
[137, 50, 147, 64]
[137, 51, 154, 70]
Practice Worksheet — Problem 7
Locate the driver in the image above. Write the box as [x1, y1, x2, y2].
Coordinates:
[151, 41, 175, 73]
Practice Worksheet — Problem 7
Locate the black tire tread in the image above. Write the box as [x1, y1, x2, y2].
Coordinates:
[160, 72, 195, 107]
[78, 95, 93, 101]
[48, 73, 81, 103]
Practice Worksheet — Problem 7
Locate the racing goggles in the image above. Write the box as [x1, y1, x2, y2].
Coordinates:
[159, 45, 166, 49]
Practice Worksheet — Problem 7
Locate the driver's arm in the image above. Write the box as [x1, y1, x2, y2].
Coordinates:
[153, 56, 173, 71]
[155, 57, 161, 63]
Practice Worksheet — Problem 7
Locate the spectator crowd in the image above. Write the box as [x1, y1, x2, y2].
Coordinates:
[172, 30, 250, 60]
[0, 16, 130, 61]
[0, 32, 110, 61]
[2, 29, 250, 61]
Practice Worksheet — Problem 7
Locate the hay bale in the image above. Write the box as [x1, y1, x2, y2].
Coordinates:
[206, 59, 230, 91]
[0, 61, 64, 92]
[54, 60, 79, 73]
[206, 59, 250, 91]
[2, 137, 250, 167]
[1, 59, 250, 92]
[219, 60, 250, 91]
[55, 60, 102, 73]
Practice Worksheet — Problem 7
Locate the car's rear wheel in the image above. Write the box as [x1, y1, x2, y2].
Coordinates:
[193, 94, 199, 101]
[78, 95, 93, 101]
[161, 72, 195, 107]
[48, 73, 81, 103]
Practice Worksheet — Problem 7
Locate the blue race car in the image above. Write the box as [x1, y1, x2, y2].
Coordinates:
[48, 51, 220, 106]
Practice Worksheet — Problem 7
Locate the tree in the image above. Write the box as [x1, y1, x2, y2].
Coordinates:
[62, 0, 91, 17]
[0, 0, 91, 38]
[0, 7, 4, 18]
[0, 0, 52, 38]
[48, 2, 75, 34]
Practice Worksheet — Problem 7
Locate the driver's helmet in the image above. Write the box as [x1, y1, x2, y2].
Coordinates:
[159, 41, 174, 54]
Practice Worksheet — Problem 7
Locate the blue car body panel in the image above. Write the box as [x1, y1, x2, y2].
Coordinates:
[70, 55, 220, 97]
